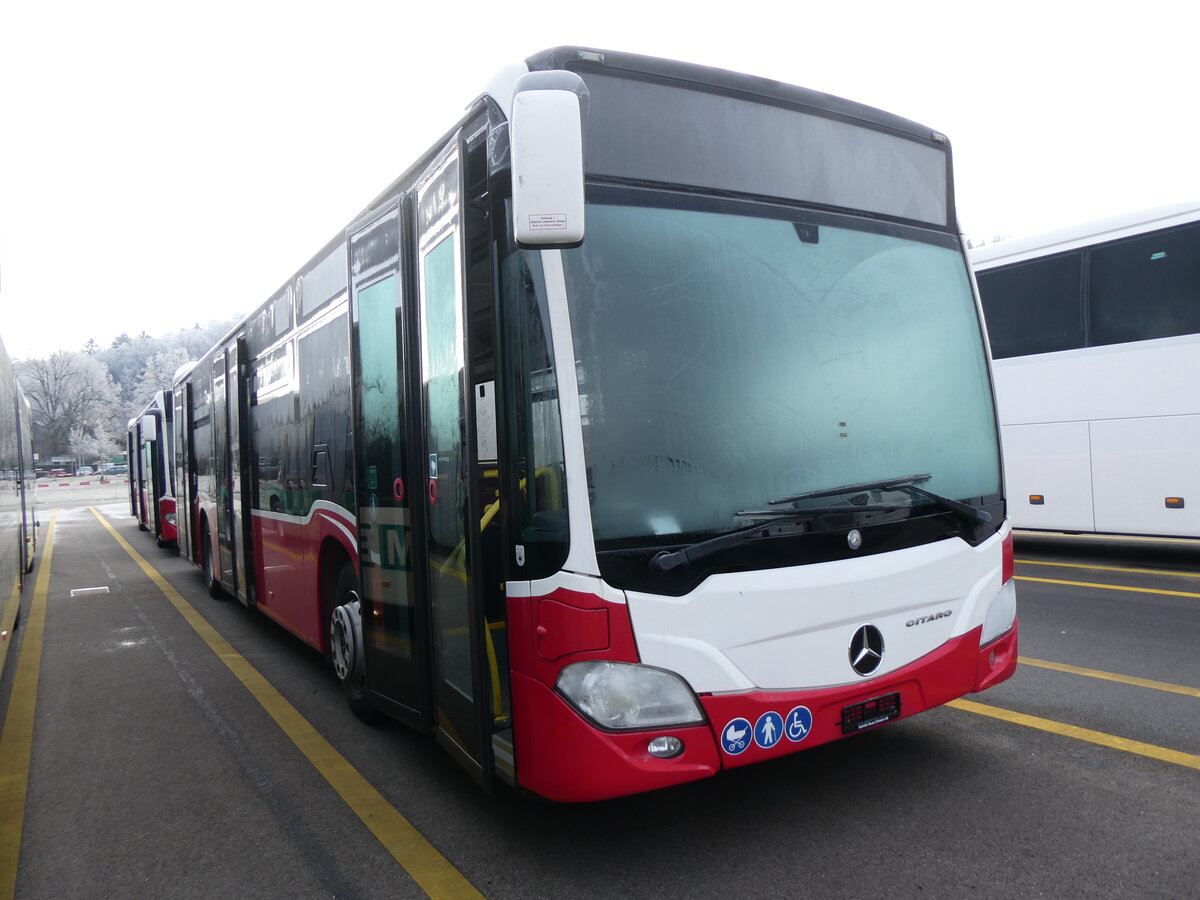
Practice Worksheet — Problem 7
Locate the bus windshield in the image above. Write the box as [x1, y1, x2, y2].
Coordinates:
[560, 199, 1001, 555]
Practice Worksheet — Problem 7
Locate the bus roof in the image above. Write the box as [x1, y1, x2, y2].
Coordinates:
[522, 47, 947, 146]
[970, 202, 1200, 270]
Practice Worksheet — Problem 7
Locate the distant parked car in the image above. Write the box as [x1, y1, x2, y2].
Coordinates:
[76, 466, 95, 476]
[103, 465, 128, 476]
[49, 469, 69, 479]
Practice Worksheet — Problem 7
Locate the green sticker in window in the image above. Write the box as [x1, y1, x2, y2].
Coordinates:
[368, 466, 378, 490]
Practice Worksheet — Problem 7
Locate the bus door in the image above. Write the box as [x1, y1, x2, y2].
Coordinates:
[143, 419, 161, 534]
[414, 129, 504, 783]
[349, 202, 430, 723]
[127, 429, 138, 517]
[173, 385, 192, 560]
[212, 350, 240, 600]
[228, 338, 253, 605]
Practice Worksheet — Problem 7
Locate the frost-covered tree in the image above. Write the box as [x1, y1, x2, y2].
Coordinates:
[132, 346, 193, 408]
[19, 316, 239, 462]
[17, 352, 122, 460]
[68, 426, 121, 470]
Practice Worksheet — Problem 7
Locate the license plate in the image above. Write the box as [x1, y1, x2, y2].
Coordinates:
[840, 692, 901, 734]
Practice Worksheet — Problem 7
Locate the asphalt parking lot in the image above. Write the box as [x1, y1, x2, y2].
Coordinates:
[2, 507, 1197, 899]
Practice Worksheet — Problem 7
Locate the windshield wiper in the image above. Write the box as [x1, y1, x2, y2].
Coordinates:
[898, 483, 992, 526]
[649, 517, 796, 573]
[768, 474, 933, 505]
[649, 476, 992, 574]
[770, 473, 991, 526]
[649, 501, 903, 573]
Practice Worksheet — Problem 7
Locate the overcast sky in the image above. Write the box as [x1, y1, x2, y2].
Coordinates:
[3, 0, 1197, 361]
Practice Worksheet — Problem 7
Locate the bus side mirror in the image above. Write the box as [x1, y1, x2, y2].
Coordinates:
[510, 70, 587, 249]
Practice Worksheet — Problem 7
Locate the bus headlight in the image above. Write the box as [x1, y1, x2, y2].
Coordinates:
[556, 661, 704, 730]
[981, 579, 1017, 645]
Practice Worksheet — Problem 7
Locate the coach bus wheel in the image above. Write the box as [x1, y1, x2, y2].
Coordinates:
[330, 564, 375, 723]
[202, 524, 223, 599]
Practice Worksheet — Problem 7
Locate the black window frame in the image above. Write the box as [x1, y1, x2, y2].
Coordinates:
[978, 219, 1200, 360]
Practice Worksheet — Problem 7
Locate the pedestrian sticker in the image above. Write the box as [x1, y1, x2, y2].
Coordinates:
[785, 705, 813, 743]
[754, 711, 784, 749]
[721, 717, 752, 755]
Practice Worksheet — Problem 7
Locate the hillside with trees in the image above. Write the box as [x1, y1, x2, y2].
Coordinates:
[15, 319, 237, 471]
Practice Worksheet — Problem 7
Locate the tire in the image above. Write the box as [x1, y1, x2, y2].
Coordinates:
[202, 523, 223, 599]
[329, 563, 375, 723]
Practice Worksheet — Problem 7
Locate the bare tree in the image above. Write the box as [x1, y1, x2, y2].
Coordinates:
[17, 316, 238, 465]
[68, 425, 121, 470]
[17, 352, 121, 461]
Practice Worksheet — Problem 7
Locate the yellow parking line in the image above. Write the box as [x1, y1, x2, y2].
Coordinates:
[0, 513, 56, 900]
[1015, 531, 1200, 546]
[90, 509, 482, 900]
[1019, 657, 1200, 698]
[1015, 575, 1200, 600]
[949, 699, 1200, 771]
[1016, 558, 1200, 580]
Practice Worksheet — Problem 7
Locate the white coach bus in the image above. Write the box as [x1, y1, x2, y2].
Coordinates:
[972, 203, 1200, 538]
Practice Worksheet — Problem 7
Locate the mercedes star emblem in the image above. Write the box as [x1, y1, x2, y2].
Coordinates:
[849, 624, 884, 676]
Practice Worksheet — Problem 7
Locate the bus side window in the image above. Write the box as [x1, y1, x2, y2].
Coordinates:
[500, 248, 570, 576]
[312, 446, 329, 489]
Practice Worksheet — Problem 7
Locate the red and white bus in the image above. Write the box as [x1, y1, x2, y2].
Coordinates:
[166, 47, 1016, 801]
[128, 389, 177, 547]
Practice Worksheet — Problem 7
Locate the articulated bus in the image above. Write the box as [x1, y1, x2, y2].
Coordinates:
[164, 47, 1016, 801]
[2, 332, 37, 623]
[129, 390, 177, 547]
[972, 203, 1200, 538]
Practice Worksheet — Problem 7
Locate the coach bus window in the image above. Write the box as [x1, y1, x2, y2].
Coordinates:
[975, 251, 1084, 358]
[1088, 222, 1200, 347]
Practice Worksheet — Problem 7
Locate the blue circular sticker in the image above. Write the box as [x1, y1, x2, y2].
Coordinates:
[784, 705, 814, 743]
[721, 717, 752, 755]
[754, 711, 785, 749]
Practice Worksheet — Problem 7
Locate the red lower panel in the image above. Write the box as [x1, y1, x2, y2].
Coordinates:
[250, 507, 357, 651]
[703, 622, 1018, 770]
[253, 515, 313, 644]
[159, 498, 177, 543]
[511, 673, 720, 802]
[512, 621, 1018, 800]
[974, 619, 1019, 692]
